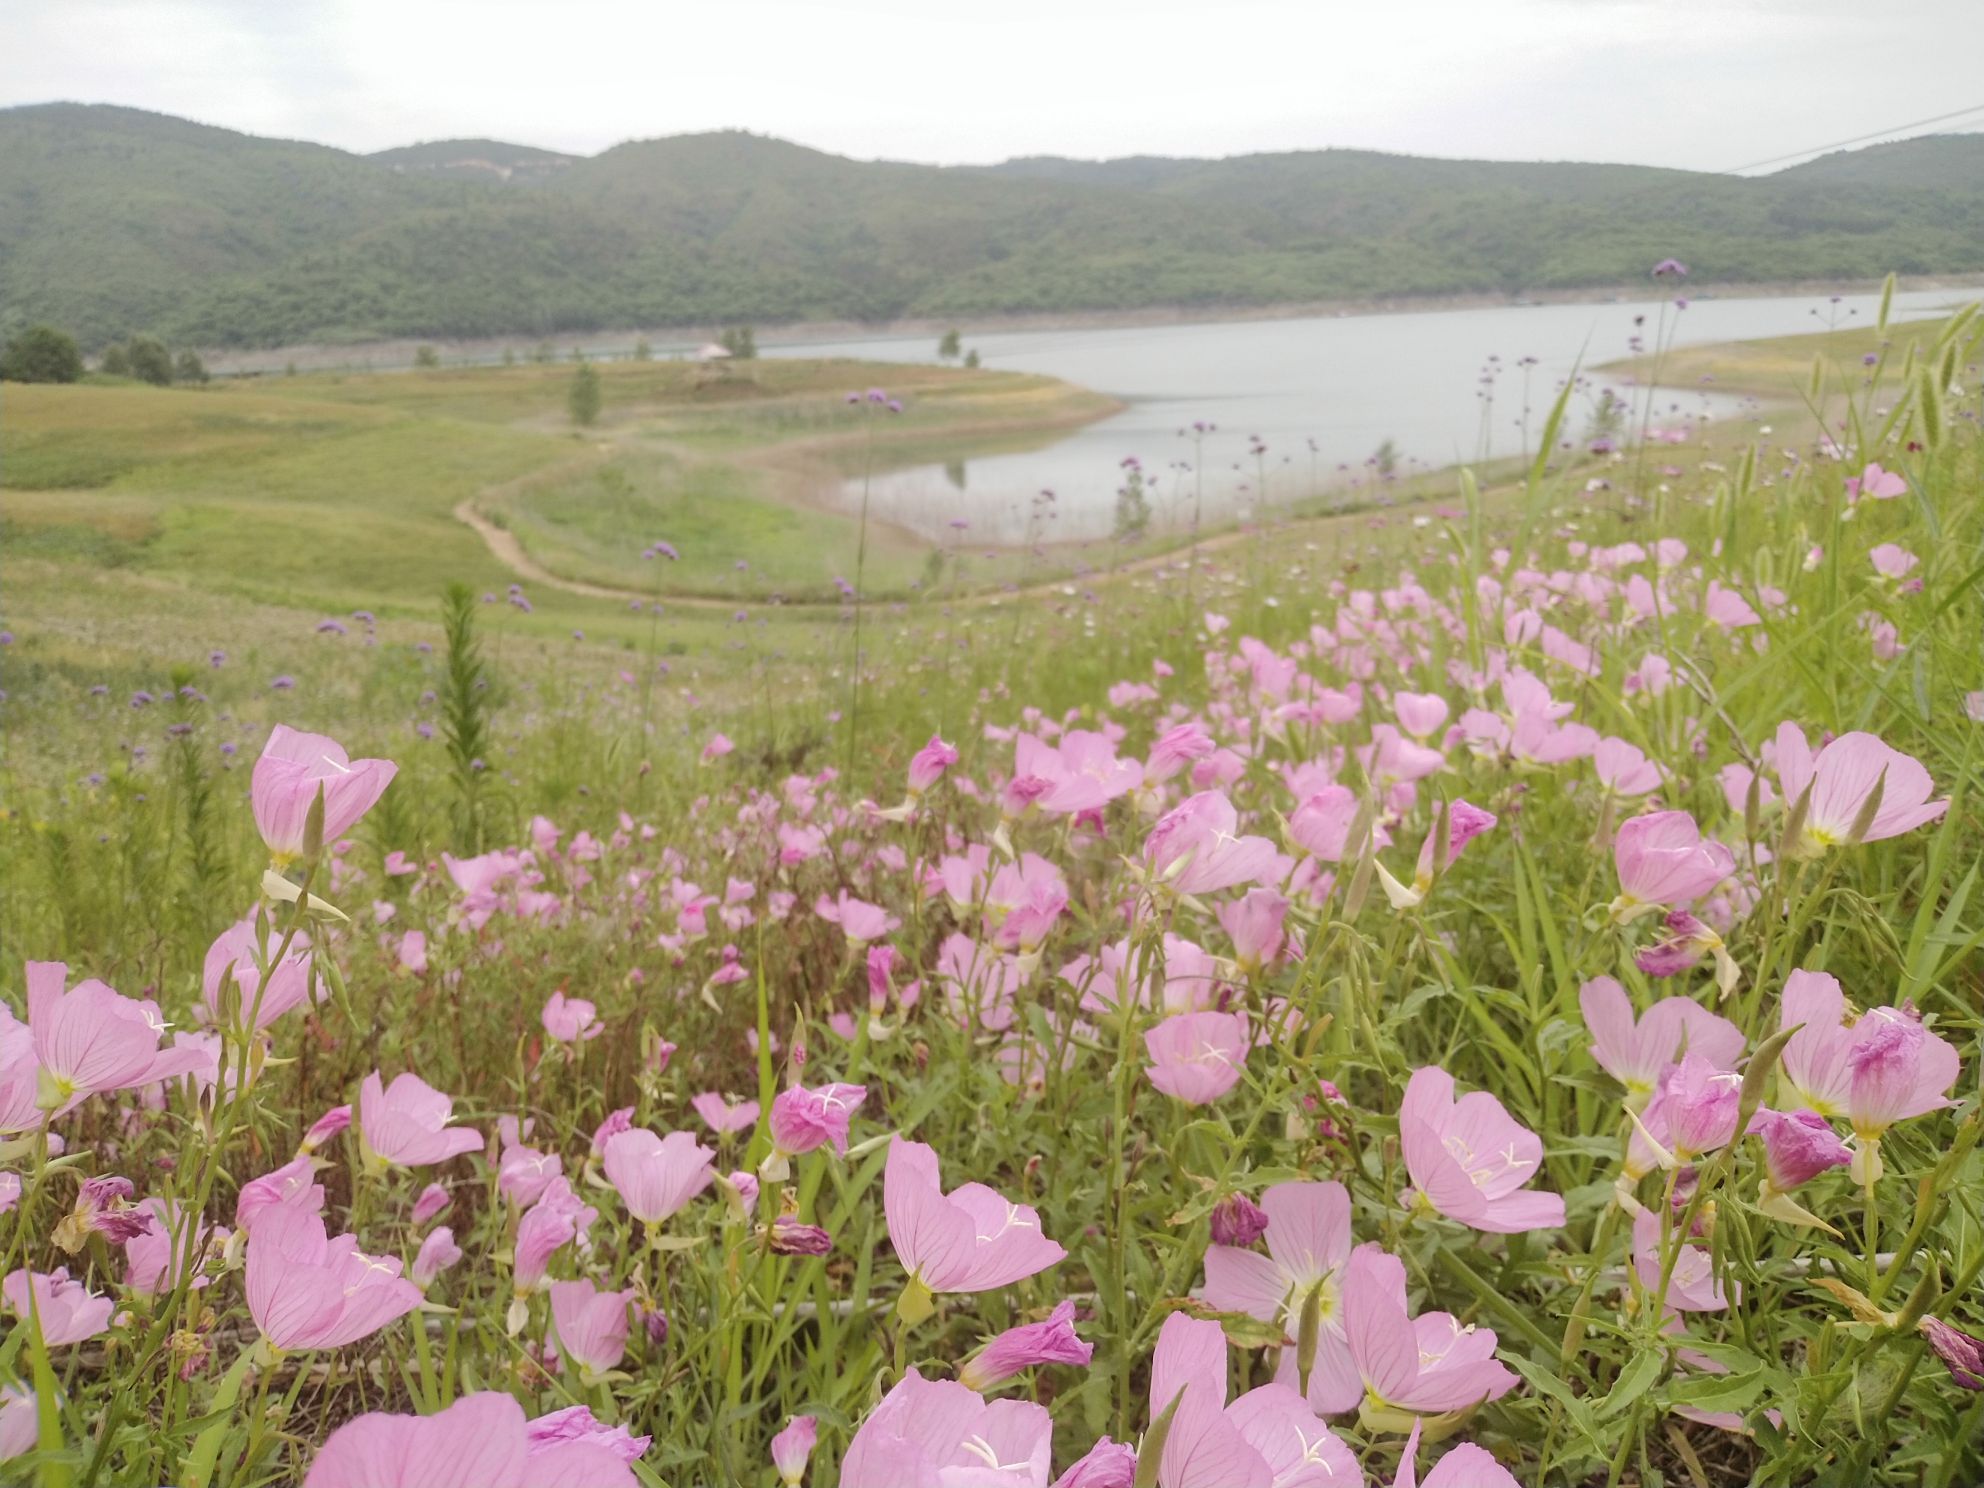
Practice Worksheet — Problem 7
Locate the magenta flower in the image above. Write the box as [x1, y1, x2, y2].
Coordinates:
[1341, 1244, 1517, 1416]
[1145, 1011, 1250, 1106]
[1771, 723, 1948, 856]
[884, 1136, 1065, 1312]
[840, 1370, 1052, 1485]
[1399, 1066, 1565, 1233]
[1209, 1193, 1269, 1248]
[771, 1415, 818, 1485]
[1748, 1108, 1851, 1230]
[602, 1128, 715, 1226]
[959, 1299, 1095, 1391]
[358, 1072, 482, 1171]
[1200, 1181, 1360, 1414]
[1144, 791, 1278, 895]
[411, 1226, 462, 1288]
[25, 960, 209, 1118]
[540, 992, 603, 1044]
[251, 725, 397, 866]
[1610, 812, 1734, 921]
[3, 1267, 114, 1345]
[201, 917, 316, 1032]
[302, 1392, 639, 1487]
[1146, 1311, 1358, 1488]
[245, 1204, 420, 1351]
[769, 1082, 867, 1161]
[1920, 1318, 1984, 1391]
[549, 1279, 636, 1382]
[691, 1091, 760, 1136]
[1580, 976, 1745, 1105]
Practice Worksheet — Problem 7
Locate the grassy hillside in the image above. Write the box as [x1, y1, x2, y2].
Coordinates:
[4, 102, 1984, 349]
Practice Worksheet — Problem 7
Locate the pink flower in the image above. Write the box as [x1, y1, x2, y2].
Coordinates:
[202, 917, 316, 1032]
[1393, 692, 1450, 739]
[245, 1204, 420, 1351]
[397, 930, 428, 974]
[411, 1226, 462, 1288]
[358, 1072, 482, 1170]
[840, 1370, 1052, 1486]
[252, 725, 396, 865]
[1610, 812, 1733, 920]
[126, 1199, 223, 1295]
[1749, 1108, 1851, 1224]
[1288, 785, 1370, 864]
[1144, 791, 1278, 895]
[540, 992, 603, 1043]
[236, 1155, 326, 1230]
[1778, 972, 1960, 1160]
[1845, 461, 1907, 503]
[1216, 890, 1289, 974]
[1579, 976, 1745, 1105]
[302, 1392, 639, 1487]
[1870, 543, 1920, 580]
[549, 1279, 636, 1381]
[1646, 1051, 1743, 1159]
[0, 1385, 37, 1462]
[3, 1267, 114, 1345]
[410, 1182, 451, 1227]
[1147, 1311, 1358, 1488]
[771, 1415, 818, 1485]
[1393, 1418, 1519, 1488]
[1054, 1438, 1136, 1488]
[498, 1146, 563, 1207]
[1399, 1066, 1564, 1233]
[814, 891, 899, 945]
[1209, 1193, 1269, 1247]
[1631, 1209, 1726, 1312]
[1592, 737, 1663, 798]
[25, 960, 209, 1117]
[1342, 1245, 1517, 1413]
[691, 1091, 760, 1136]
[908, 735, 960, 795]
[959, 1299, 1095, 1391]
[702, 732, 734, 764]
[299, 1103, 352, 1154]
[1144, 1011, 1250, 1106]
[984, 855, 1069, 952]
[513, 1178, 597, 1295]
[1200, 1181, 1360, 1413]
[884, 1136, 1065, 1302]
[602, 1128, 715, 1225]
[1771, 723, 1949, 855]
[769, 1083, 867, 1159]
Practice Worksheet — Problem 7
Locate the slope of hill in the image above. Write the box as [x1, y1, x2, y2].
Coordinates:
[4, 103, 1983, 350]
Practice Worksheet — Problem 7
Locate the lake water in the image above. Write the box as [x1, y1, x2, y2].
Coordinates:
[765, 289, 1958, 544]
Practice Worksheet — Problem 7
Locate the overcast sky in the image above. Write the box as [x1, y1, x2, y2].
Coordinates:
[4, 0, 1981, 172]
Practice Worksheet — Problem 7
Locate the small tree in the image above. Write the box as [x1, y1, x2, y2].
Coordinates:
[414, 345, 440, 369]
[174, 349, 210, 385]
[284, 360, 298, 377]
[126, 336, 174, 387]
[0, 325, 84, 383]
[502, 347, 517, 367]
[937, 329, 961, 361]
[568, 361, 602, 427]
[719, 325, 758, 360]
[1114, 460, 1152, 542]
[1372, 438, 1400, 479]
[99, 344, 132, 377]
[632, 338, 652, 362]
[963, 348, 981, 369]
[532, 341, 554, 365]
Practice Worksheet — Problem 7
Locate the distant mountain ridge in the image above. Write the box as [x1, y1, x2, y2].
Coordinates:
[4, 101, 1983, 349]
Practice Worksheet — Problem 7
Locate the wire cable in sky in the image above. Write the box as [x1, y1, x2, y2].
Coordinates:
[1720, 101, 1984, 175]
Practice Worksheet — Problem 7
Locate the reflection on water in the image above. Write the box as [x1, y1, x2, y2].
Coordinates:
[766, 289, 1953, 543]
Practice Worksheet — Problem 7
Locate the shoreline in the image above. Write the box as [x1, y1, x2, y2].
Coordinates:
[201, 272, 1984, 376]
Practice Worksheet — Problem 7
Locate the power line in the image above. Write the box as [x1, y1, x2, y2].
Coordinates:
[1719, 102, 1984, 176]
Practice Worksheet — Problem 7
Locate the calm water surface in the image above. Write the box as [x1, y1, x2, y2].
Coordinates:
[765, 290, 1954, 543]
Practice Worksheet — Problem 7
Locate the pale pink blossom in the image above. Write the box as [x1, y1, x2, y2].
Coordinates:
[1579, 976, 1743, 1104]
[691, 1091, 760, 1136]
[540, 992, 603, 1043]
[1144, 791, 1278, 895]
[602, 1128, 715, 1225]
[549, 1278, 635, 1380]
[359, 1072, 482, 1170]
[1771, 723, 1948, 855]
[840, 1370, 1051, 1486]
[771, 1415, 819, 1485]
[1399, 1066, 1565, 1233]
[25, 960, 209, 1118]
[884, 1136, 1065, 1299]
[302, 1392, 639, 1487]
[1144, 1011, 1250, 1106]
[959, 1299, 1094, 1392]
[770, 1083, 867, 1159]
[3, 1267, 114, 1345]
[245, 1204, 421, 1351]
[1610, 812, 1733, 920]
[1342, 1244, 1517, 1413]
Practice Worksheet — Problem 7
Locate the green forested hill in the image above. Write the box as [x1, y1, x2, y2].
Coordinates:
[6, 101, 1983, 349]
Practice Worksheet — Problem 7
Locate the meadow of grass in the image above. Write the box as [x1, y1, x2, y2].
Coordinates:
[0, 292, 1980, 1487]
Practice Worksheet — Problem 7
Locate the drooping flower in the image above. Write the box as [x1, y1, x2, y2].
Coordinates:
[884, 1136, 1065, 1320]
[1610, 812, 1734, 922]
[1209, 1193, 1269, 1248]
[1377, 799, 1497, 910]
[959, 1300, 1095, 1391]
[1144, 1011, 1250, 1106]
[1920, 1317, 1984, 1391]
[1771, 723, 1948, 857]
[358, 1072, 483, 1171]
[1200, 1181, 1360, 1413]
[301, 1392, 639, 1487]
[1341, 1245, 1517, 1418]
[412, 1226, 463, 1289]
[549, 1279, 636, 1382]
[411, 1183, 451, 1227]
[1579, 976, 1744, 1106]
[251, 725, 397, 866]
[601, 1128, 715, 1227]
[245, 1204, 421, 1351]
[1748, 1108, 1851, 1231]
[1398, 1066, 1565, 1233]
